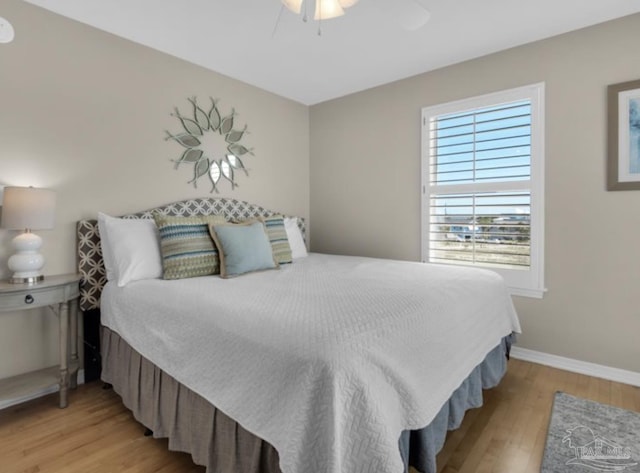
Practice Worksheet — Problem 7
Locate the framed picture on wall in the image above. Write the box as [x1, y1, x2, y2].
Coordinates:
[607, 79, 640, 190]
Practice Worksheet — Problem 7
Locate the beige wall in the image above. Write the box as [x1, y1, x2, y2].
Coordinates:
[0, 1, 309, 379]
[311, 14, 640, 373]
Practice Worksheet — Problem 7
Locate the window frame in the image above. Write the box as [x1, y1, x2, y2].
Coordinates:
[421, 83, 546, 298]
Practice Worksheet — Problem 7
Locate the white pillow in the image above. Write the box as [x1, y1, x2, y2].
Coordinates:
[284, 217, 308, 259]
[97, 212, 163, 287]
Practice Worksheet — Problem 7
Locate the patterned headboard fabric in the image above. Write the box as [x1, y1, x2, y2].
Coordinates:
[77, 198, 307, 312]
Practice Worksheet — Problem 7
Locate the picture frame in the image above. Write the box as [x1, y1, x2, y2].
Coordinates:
[607, 79, 640, 191]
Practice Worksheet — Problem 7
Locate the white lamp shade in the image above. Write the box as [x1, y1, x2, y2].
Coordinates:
[283, 0, 356, 19]
[315, 0, 345, 19]
[338, 0, 359, 8]
[0, 17, 15, 44]
[1, 187, 56, 231]
[282, 0, 303, 14]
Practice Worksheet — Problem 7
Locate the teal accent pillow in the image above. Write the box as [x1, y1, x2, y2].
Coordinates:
[209, 221, 278, 278]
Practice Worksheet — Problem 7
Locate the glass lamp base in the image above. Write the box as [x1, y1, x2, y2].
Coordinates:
[8, 231, 46, 284]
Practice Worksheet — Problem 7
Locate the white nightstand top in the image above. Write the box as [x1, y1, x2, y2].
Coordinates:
[0, 273, 81, 294]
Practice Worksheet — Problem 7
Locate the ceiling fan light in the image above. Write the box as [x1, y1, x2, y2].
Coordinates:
[282, 0, 303, 14]
[314, 0, 345, 20]
[338, 0, 359, 9]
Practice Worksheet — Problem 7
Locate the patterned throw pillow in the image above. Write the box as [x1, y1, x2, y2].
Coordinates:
[261, 215, 293, 264]
[153, 214, 227, 279]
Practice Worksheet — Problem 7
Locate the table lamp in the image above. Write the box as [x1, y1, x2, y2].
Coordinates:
[1, 186, 56, 283]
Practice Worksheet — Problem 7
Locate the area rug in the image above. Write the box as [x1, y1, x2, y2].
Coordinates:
[541, 392, 640, 472]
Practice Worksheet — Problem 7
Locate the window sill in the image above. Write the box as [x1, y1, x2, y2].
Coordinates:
[509, 286, 546, 299]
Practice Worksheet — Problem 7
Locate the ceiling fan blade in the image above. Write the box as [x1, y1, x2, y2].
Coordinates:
[372, 0, 431, 31]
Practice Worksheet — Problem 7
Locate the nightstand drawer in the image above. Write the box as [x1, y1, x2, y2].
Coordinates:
[0, 286, 66, 310]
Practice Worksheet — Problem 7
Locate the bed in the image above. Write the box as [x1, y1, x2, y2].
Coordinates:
[76, 197, 521, 473]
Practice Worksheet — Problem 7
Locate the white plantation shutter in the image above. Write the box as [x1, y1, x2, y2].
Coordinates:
[421, 84, 545, 298]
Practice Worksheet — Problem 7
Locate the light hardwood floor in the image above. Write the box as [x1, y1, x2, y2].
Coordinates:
[0, 359, 638, 473]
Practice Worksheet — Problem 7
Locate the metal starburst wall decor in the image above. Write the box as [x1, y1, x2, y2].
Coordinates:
[165, 97, 254, 193]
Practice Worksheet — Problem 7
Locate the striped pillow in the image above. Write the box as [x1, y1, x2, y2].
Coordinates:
[261, 215, 293, 265]
[153, 214, 227, 279]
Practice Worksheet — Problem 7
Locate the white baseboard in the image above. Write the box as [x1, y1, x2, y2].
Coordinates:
[510, 347, 640, 388]
[0, 369, 85, 410]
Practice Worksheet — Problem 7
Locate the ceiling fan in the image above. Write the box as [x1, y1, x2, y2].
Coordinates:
[278, 0, 431, 33]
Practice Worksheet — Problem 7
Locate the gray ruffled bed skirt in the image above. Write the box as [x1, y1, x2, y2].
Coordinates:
[399, 335, 511, 471]
[101, 326, 512, 473]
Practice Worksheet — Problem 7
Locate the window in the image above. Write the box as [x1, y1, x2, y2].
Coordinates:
[421, 83, 545, 298]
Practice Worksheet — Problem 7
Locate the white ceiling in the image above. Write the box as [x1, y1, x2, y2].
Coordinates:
[23, 0, 640, 105]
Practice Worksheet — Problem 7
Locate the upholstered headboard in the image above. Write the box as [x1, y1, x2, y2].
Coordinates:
[76, 198, 307, 312]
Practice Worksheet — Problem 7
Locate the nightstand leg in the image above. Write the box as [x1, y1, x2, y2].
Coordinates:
[69, 298, 79, 390]
[59, 301, 69, 408]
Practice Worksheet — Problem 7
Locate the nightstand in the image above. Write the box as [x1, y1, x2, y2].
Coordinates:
[0, 274, 81, 408]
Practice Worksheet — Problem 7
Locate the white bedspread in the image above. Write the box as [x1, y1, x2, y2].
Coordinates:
[101, 253, 520, 473]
